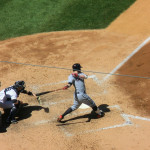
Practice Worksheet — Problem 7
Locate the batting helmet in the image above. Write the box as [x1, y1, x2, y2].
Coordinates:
[14, 80, 26, 89]
[72, 63, 82, 71]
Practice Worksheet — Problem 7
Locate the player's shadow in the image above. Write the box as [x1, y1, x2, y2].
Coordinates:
[0, 103, 49, 133]
[17, 103, 49, 121]
[0, 115, 10, 133]
[57, 104, 110, 126]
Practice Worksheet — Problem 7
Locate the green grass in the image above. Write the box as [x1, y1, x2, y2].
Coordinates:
[0, 0, 136, 41]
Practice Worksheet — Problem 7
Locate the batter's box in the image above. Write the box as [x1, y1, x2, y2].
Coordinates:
[58, 105, 132, 137]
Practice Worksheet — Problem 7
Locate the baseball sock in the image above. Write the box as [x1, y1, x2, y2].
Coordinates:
[62, 107, 72, 118]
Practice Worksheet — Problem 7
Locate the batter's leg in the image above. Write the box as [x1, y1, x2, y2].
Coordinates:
[57, 94, 81, 122]
[81, 94, 104, 118]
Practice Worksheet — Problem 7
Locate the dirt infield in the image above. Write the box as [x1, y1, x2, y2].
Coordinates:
[0, 0, 150, 150]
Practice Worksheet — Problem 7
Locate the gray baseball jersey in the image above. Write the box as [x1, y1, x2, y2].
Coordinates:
[68, 73, 96, 110]
[68, 72, 87, 94]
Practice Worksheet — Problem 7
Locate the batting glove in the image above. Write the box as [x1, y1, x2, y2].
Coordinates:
[72, 73, 79, 78]
[63, 85, 69, 90]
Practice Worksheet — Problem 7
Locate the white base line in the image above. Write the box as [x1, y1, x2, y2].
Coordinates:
[123, 114, 150, 121]
[103, 37, 150, 81]
[32, 105, 150, 137]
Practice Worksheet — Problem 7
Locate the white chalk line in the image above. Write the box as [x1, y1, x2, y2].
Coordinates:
[33, 110, 92, 126]
[34, 119, 55, 125]
[61, 106, 150, 137]
[60, 126, 74, 137]
[30, 75, 100, 92]
[81, 123, 132, 135]
[41, 98, 72, 106]
[32, 80, 68, 88]
[103, 37, 150, 82]
[123, 114, 150, 122]
[32, 105, 150, 137]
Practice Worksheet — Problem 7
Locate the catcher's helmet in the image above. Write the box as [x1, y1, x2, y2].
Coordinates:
[72, 63, 82, 71]
[14, 80, 26, 89]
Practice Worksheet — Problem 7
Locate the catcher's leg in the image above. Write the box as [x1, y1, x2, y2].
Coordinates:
[6, 106, 18, 124]
[6, 100, 22, 124]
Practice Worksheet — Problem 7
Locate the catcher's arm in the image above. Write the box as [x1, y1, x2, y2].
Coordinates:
[21, 90, 35, 96]
[21, 90, 41, 104]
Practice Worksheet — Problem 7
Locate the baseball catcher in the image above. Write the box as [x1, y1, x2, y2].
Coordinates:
[57, 63, 104, 122]
[0, 80, 36, 124]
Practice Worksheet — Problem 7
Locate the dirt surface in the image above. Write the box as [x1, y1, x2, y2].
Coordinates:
[0, 0, 150, 150]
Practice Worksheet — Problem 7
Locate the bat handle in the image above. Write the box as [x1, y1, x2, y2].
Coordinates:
[55, 88, 63, 91]
[33, 93, 37, 97]
[33, 94, 41, 105]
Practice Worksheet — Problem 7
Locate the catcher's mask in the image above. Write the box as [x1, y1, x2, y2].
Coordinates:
[14, 80, 26, 90]
[72, 63, 82, 72]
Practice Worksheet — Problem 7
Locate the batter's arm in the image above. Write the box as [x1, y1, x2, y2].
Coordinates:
[62, 83, 72, 90]
[79, 74, 88, 79]
[72, 72, 88, 79]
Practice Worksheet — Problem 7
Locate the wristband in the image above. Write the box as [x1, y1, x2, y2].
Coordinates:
[63, 85, 69, 90]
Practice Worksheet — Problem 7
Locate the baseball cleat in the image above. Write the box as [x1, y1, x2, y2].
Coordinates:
[11, 119, 18, 124]
[97, 111, 105, 118]
[97, 114, 102, 118]
[57, 115, 63, 122]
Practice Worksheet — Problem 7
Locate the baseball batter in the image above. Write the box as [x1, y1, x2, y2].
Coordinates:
[57, 63, 104, 122]
[0, 81, 35, 124]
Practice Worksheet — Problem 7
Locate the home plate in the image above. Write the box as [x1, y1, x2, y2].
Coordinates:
[79, 104, 90, 109]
